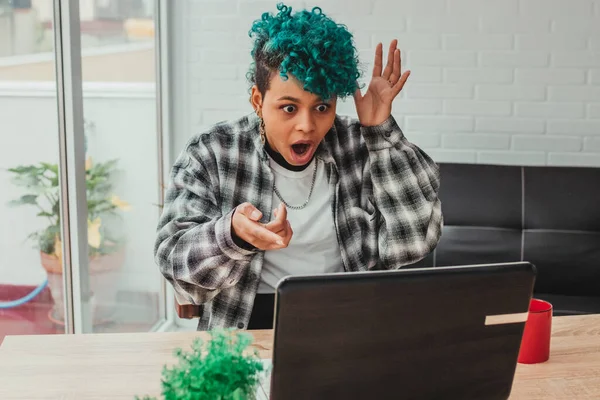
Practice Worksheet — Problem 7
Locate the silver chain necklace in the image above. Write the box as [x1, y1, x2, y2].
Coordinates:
[272, 161, 318, 210]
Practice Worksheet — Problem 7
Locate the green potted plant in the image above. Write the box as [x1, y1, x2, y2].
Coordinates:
[137, 330, 270, 400]
[6, 155, 130, 325]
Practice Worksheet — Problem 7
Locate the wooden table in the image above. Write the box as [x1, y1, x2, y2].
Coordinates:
[0, 315, 599, 399]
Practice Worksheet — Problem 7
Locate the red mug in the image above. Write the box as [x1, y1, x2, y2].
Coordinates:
[518, 298, 553, 364]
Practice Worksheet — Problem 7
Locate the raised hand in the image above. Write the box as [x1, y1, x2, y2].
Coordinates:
[353, 39, 410, 127]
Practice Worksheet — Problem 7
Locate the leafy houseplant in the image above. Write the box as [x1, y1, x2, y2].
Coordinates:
[136, 330, 268, 400]
[6, 156, 130, 323]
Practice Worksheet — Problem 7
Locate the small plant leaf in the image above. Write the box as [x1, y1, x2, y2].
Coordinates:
[8, 194, 38, 207]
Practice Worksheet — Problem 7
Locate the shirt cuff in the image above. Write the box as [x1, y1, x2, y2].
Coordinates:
[360, 115, 405, 151]
[215, 209, 257, 259]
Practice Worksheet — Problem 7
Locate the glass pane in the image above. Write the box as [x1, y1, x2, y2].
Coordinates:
[77, 0, 163, 333]
[0, 0, 65, 339]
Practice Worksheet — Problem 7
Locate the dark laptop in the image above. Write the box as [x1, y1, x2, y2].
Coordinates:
[266, 262, 536, 400]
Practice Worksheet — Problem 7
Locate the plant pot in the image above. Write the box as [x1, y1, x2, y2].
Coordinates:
[40, 250, 125, 326]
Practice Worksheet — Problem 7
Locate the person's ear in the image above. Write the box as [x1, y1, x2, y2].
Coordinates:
[250, 85, 263, 116]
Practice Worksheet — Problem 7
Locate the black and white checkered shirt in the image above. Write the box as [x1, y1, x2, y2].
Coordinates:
[154, 112, 443, 330]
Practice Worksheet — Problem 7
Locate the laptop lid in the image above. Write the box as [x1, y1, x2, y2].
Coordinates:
[269, 262, 536, 400]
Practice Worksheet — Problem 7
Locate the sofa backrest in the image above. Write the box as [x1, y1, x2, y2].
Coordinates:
[410, 163, 600, 297]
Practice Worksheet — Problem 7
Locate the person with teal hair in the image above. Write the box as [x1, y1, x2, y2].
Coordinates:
[155, 3, 443, 330]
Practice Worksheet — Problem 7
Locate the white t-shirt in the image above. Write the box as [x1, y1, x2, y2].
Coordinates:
[258, 156, 343, 294]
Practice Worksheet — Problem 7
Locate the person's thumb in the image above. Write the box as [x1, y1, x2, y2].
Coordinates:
[237, 202, 262, 221]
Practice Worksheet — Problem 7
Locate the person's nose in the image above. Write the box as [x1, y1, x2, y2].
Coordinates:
[295, 110, 316, 134]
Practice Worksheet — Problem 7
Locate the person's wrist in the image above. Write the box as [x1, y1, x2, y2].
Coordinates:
[232, 229, 255, 250]
[230, 212, 256, 251]
[359, 113, 391, 128]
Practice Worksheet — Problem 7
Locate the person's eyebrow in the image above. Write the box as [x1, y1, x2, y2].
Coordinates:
[277, 96, 301, 102]
[277, 95, 329, 104]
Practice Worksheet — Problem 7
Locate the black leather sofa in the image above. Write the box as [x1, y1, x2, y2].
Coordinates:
[410, 163, 600, 316]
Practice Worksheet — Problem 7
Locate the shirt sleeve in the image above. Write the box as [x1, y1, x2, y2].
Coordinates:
[154, 150, 256, 305]
[359, 115, 443, 268]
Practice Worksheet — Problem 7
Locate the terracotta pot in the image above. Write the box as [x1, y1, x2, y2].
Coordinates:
[40, 250, 125, 325]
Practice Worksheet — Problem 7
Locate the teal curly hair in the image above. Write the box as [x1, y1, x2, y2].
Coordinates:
[247, 3, 361, 101]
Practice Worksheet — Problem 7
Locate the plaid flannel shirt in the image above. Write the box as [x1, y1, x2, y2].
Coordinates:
[154, 112, 443, 330]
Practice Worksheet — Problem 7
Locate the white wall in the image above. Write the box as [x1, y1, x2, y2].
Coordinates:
[30, 0, 53, 22]
[0, 82, 162, 294]
[31, 0, 99, 21]
[171, 0, 600, 167]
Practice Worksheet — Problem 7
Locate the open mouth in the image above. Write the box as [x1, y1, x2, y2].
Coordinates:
[289, 141, 315, 164]
[291, 143, 311, 155]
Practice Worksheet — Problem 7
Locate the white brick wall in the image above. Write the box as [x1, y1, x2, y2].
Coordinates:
[174, 0, 600, 167]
